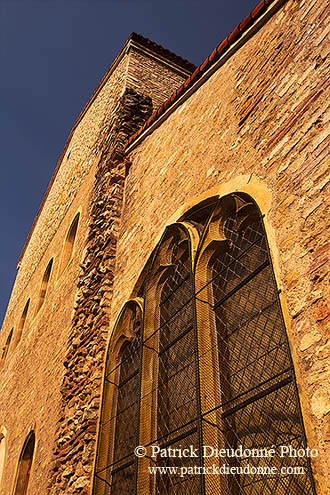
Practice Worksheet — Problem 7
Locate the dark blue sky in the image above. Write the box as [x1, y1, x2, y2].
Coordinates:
[0, 0, 258, 326]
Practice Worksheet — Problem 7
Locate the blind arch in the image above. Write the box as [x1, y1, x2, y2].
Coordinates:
[13, 431, 35, 495]
[14, 299, 30, 348]
[35, 258, 53, 315]
[58, 213, 80, 277]
[0, 329, 13, 367]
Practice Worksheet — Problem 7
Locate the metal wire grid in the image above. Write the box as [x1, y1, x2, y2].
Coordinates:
[94, 311, 142, 494]
[94, 195, 316, 495]
[139, 238, 204, 494]
[197, 197, 316, 495]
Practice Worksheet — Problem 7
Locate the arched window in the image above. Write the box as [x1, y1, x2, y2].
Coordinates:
[94, 195, 316, 494]
[0, 328, 13, 366]
[13, 431, 35, 495]
[15, 299, 30, 348]
[0, 426, 7, 488]
[35, 259, 53, 315]
[94, 300, 143, 495]
[58, 213, 80, 277]
[194, 193, 316, 494]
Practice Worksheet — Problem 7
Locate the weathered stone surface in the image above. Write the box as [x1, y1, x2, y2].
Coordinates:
[311, 389, 330, 419]
[0, 1, 329, 494]
[0, 41, 188, 495]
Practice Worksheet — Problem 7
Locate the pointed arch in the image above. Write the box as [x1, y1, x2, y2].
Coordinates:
[35, 258, 53, 315]
[58, 212, 80, 277]
[138, 222, 202, 494]
[13, 431, 35, 495]
[0, 328, 13, 367]
[14, 299, 30, 348]
[93, 299, 143, 495]
[194, 192, 316, 494]
[93, 197, 316, 494]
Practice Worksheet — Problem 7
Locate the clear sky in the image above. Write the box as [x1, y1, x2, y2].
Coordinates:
[0, 0, 259, 326]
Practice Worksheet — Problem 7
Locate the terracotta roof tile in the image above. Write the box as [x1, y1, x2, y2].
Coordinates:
[217, 37, 229, 56]
[240, 12, 253, 31]
[209, 47, 218, 64]
[228, 25, 241, 44]
[125, 0, 285, 149]
[251, 0, 267, 17]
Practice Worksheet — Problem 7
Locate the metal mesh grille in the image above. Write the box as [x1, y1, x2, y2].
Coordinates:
[94, 195, 316, 495]
[198, 195, 316, 495]
[140, 234, 203, 494]
[94, 305, 142, 494]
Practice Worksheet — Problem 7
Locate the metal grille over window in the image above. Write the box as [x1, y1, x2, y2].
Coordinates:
[194, 193, 316, 495]
[139, 226, 203, 494]
[93, 301, 143, 495]
[94, 195, 316, 495]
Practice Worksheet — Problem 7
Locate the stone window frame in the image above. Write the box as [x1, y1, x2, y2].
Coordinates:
[12, 430, 36, 495]
[0, 328, 13, 369]
[93, 191, 316, 494]
[58, 212, 80, 278]
[93, 299, 143, 495]
[35, 258, 54, 316]
[137, 222, 201, 494]
[191, 193, 317, 494]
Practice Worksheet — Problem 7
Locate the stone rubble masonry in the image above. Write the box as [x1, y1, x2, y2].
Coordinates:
[0, 0, 328, 494]
[0, 40, 190, 495]
[48, 88, 153, 495]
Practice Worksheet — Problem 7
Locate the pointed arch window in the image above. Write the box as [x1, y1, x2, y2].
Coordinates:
[194, 193, 316, 494]
[1, 328, 13, 366]
[139, 224, 202, 494]
[94, 194, 316, 495]
[59, 213, 80, 277]
[94, 300, 143, 495]
[13, 431, 35, 495]
[15, 299, 30, 348]
[35, 259, 53, 315]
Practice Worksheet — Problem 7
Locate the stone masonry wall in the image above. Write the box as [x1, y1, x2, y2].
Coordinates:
[0, 161, 96, 495]
[46, 50, 191, 494]
[112, 0, 329, 492]
[48, 89, 153, 494]
[127, 46, 193, 110]
[4, 55, 129, 321]
[0, 39, 191, 494]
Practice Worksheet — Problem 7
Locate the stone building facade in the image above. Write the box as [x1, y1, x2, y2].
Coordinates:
[0, 0, 329, 494]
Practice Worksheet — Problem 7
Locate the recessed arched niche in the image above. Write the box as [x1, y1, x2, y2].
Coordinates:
[13, 431, 35, 495]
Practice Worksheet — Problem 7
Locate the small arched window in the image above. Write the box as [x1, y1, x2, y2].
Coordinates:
[0, 328, 13, 367]
[13, 431, 35, 495]
[0, 426, 7, 488]
[59, 213, 80, 277]
[35, 259, 53, 315]
[15, 300, 30, 348]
